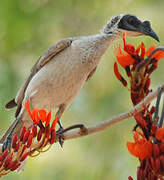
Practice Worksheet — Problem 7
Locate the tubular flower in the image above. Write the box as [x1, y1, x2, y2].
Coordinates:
[0, 99, 58, 177]
[126, 131, 153, 160]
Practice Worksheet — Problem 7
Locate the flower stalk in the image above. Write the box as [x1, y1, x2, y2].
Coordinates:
[114, 33, 164, 179]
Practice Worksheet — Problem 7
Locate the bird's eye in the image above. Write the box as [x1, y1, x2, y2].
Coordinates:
[128, 17, 136, 25]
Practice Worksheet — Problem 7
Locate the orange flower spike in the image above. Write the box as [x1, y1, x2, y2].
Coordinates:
[156, 128, 164, 142]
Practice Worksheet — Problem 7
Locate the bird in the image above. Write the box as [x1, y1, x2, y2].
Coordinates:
[0, 14, 159, 151]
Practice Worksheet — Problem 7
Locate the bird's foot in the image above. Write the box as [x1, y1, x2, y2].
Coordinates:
[56, 127, 65, 148]
[2, 134, 12, 152]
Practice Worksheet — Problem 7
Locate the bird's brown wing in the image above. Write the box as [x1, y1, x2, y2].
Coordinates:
[5, 38, 73, 114]
[86, 67, 97, 81]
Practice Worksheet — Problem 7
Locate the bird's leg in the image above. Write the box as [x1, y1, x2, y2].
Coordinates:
[55, 104, 66, 147]
[2, 115, 22, 152]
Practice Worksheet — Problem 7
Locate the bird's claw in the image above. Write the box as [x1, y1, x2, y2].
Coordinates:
[56, 127, 65, 148]
[2, 135, 12, 152]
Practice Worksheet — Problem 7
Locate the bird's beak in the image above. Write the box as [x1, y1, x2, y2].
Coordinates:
[138, 21, 160, 42]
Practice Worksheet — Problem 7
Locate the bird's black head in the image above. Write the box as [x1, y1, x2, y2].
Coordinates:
[102, 14, 159, 42]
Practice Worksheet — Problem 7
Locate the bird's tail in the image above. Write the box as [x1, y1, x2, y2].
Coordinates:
[0, 116, 24, 144]
[0, 108, 33, 143]
[0, 109, 33, 172]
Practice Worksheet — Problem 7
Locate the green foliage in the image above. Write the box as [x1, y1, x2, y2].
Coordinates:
[0, 0, 164, 179]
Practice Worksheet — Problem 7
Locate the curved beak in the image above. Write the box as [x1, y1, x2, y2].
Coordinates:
[138, 21, 160, 42]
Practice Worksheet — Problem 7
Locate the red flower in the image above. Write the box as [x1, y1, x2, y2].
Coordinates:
[126, 131, 152, 160]
[25, 99, 58, 130]
[115, 33, 164, 69]
[0, 99, 59, 177]
[116, 33, 146, 68]
[156, 128, 164, 142]
[114, 34, 164, 179]
[146, 45, 164, 60]
[116, 46, 135, 68]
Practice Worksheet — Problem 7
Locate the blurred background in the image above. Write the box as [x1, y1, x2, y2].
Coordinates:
[0, 0, 164, 179]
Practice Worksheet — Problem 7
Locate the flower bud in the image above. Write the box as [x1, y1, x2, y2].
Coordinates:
[32, 126, 37, 137]
[20, 152, 29, 162]
[27, 134, 33, 148]
[20, 126, 26, 141]
[12, 134, 18, 149]
[22, 130, 30, 144]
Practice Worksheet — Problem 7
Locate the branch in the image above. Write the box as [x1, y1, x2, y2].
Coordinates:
[62, 83, 164, 141]
[0, 83, 163, 151]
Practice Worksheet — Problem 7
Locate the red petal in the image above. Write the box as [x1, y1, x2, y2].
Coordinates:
[128, 176, 133, 180]
[160, 155, 164, 170]
[116, 47, 135, 68]
[146, 45, 164, 60]
[7, 160, 17, 170]
[51, 117, 59, 130]
[27, 134, 33, 148]
[20, 126, 26, 141]
[134, 113, 147, 128]
[32, 109, 39, 124]
[4, 153, 13, 168]
[10, 163, 21, 171]
[20, 152, 29, 162]
[114, 62, 127, 87]
[153, 51, 164, 60]
[50, 130, 56, 144]
[32, 126, 37, 137]
[22, 130, 30, 144]
[45, 111, 51, 127]
[159, 143, 164, 153]
[38, 109, 47, 123]
[155, 158, 160, 173]
[135, 42, 145, 58]
[0, 161, 3, 168]
[2, 150, 8, 159]
[45, 125, 51, 139]
[122, 33, 135, 54]
[37, 129, 43, 141]
[127, 131, 152, 160]
[152, 144, 160, 158]
[25, 99, 33, 120]
[156, 128, 164, 142]
[140, 42, 145, 58]
[146, 45, 156, 56]
[12, 134, 18, 149]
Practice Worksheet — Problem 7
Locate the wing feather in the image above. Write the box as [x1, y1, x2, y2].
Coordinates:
[5, 38, 73, 112]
